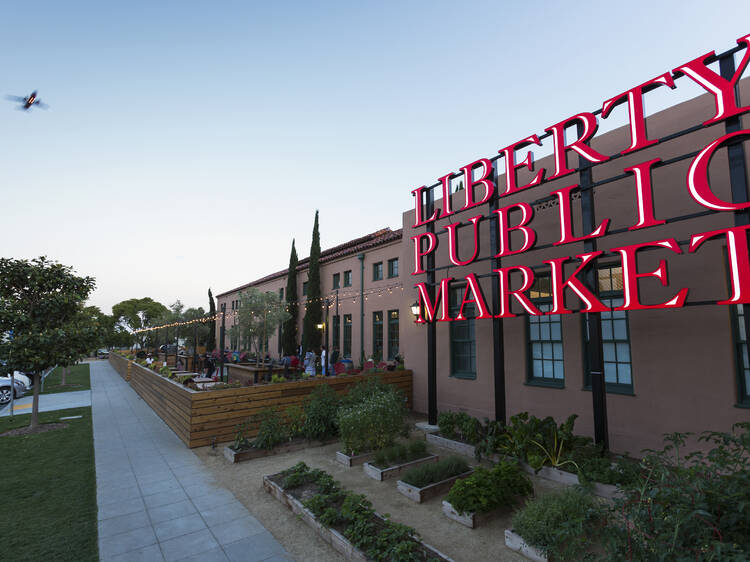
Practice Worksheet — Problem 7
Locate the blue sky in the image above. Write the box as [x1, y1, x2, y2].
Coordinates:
[1, 0, 749, 313]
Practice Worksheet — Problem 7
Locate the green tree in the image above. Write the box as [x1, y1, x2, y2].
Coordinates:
[282, 240, 299, 356]
[208, 288, 216, 351]
[303, 210, 323, 354]
[0, 257, 96, 429]
[233, 288, 291, 365]
[112, 297, 169, 348]
[181, 306, 209, 353]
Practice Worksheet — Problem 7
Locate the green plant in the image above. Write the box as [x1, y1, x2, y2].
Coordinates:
[474, 419, 505, 461]
[530, 422, 580, 473]
[284, 404, 305, 439]
[372, 440, 429, 469]
[445, 461, 532, 515]
[253, 408, 288, 450]
[605, 424, 750, 560]
[233, 418, 253, 450]
[338, 388, 406, 455]
[341, 377, 391, 407]
[302, 384, 340, 440]
[512, 487, 605, 560]
[437, 411, 482, 444]
[159, 365, 171, 376]
[270, 374, 287, 384]
[400, 455, 469, 488]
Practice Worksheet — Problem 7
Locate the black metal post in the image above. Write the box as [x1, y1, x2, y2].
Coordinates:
[193, 323, 198, 373]
[164, 326, 169, 366]
[219, 303, 226, 382]
[720, 53, 750, 390]
[426, 187, 438, 425]
[175, 324, 180, 370]
[579, 121, 609, 450]
[325, 297, 330, 373]
[488, 161, 507, 424]
[358, 253, 365, 365]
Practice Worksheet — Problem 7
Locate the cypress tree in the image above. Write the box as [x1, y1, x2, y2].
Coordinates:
[282, 240, 299, 356]
[208, 288, 216, 351]
[303, 210, 323, 354]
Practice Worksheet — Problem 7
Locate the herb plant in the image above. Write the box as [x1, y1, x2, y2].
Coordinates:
[445, 461, 532, 515]
[400, 456, 469, 488]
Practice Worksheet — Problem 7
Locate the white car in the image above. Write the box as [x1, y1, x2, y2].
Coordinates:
[0, 371, 32, 390]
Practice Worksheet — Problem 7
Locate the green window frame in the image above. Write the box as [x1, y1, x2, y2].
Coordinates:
[302, 281, 308, 296]
[731, 304, 750, 406]
[343, 270, 352, 287]
[332, 315, 340, 355]
[373, 262, 383, 281]
[387, 258, 399, 278]
[583, 266, 633, 394]
[387, 309, 399, 360]
[527, 275, 564, 387]
[333, 273, 340, 289]
[343, 314, 352, 358]
[449, 285, 476, 379]
[372, 311, 384, 360]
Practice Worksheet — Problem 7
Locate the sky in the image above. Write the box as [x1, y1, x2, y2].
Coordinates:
[2, 0, 749, 314]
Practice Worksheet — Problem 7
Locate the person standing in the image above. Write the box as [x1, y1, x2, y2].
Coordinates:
[321, 345, 327, 376]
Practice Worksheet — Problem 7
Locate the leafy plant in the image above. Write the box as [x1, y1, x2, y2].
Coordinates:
[445, 461, 532, 515]
[372, 440, 428, 469]
[270, 374, 287, 384]
[512, 487, 605, 561]
[605, 424, 750, 560]
[474, 419, 505, 461]
[437, 411, 482, 444]
[338, 385, 406, 455]
[284, 404, 305, 439]
[233, 418, 253, 451]
[253, 408, 288, 450]
[400, 455, 469, 488]
[302, 384, 340, 440]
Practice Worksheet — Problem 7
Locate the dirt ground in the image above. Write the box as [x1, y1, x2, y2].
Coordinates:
[193, 426, 564, 562]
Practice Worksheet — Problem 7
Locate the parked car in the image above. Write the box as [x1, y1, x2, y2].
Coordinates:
[97, 349, 109, 359]
[0, 378, 25, 405]
[0, 371, 32, 391]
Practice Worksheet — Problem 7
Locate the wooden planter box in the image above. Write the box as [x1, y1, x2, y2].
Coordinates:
[336, 450, 376, 467]
[441, 500, 498, 529]
[396, 470, 474, 503]
[504, 529, 548, 562]
[262, 474, 454, 562]
[363, 455, 439, 481]
[224, 437, 335, 463]
[520, 462, 623, 499]
[425, 433, 476, 457]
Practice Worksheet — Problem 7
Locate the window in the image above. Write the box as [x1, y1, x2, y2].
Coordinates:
[372, 311, 383, 360]
[449, 285, 476, 379]
[373, 262, 383, 281]
[387, 258, 399, 278]
[333, 273, 340, 289]
[279, 288, 284, 300]
[332, 315, 340, 354]
[731, 304, 750, 405]
[343, 314, 352, 358]
[527, 275, 564, 387]
[344, 270, 352, 287]
[584, 266, 633, 393]
[302, 281, 308, 297]
[387, 310, 399, 360]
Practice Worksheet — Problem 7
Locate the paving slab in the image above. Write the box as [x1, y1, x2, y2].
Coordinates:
[0, 389, 91, 416]
[91, 360, 291, 561]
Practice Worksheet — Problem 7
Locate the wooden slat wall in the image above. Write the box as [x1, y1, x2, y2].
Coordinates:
[108, 355, 412, 449]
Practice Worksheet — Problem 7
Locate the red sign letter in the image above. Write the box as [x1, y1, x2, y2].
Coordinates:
[498, 135, 545, 196]
[411, 185, 438, 228]
[544, 252, 608, 315]
[673, 34, 750, 126]
[414, 278, 453, 323]
[445, 215, 482, 267]
[438, 173, 454, 219]
[493, 266, 542, 318]
[689, 225, 750, 304]
[601, 73, 676, 154]
[687, 129, 750, 211]
[456, 274, 493, 320]
[493, 202, 536, 257]
[411, 232, 438, 275]
[460, 158, 495, 211]
[551, 184, 610, 245]
[624, 158, 666, 230]
[610, 239, 688, 311]
[545, 113, 609, 180]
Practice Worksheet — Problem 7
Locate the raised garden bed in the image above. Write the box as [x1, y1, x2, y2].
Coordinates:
[425, 433, 476, 457]
[224, 437, 335, 463]
[504, 529, 547, 562]
[335, 450, 375, 467]
[442, 500, 498, 529]
[519, 462, 623, 499]
[363, 454, 439, 481]
[397, 470, 473, 503]
[263, 467, 454, 561]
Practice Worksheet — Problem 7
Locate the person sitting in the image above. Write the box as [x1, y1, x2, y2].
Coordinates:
[145, 354, 154, 366]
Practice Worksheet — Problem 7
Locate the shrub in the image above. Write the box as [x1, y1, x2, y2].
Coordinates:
[512, 488, 604, 561]
[233, 418, 253, 451]
[270, 374, 287, 384]
[284, 404, 305, 439]
[400, 455, 469, 488]
[159, 365, 171, 376]
[437, 411, 483, 444]
[253, 408, 288, 450]
[338, 389, 406, 455]
[605, 424, 750, 560]
[445, 461, 532, 514]
[302, 384, 340, 440]
[341, 377, 392, 407]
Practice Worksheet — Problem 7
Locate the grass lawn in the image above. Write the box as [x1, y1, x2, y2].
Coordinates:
[41, 363, 91, 394]
[0, 407, 98, 562]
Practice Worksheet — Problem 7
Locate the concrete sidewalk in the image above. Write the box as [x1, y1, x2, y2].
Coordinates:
[0, 389, 91, 417]
[91, 361, 291, 562]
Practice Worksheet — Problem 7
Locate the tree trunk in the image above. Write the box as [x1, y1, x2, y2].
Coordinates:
[29, 372, 41, 429]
